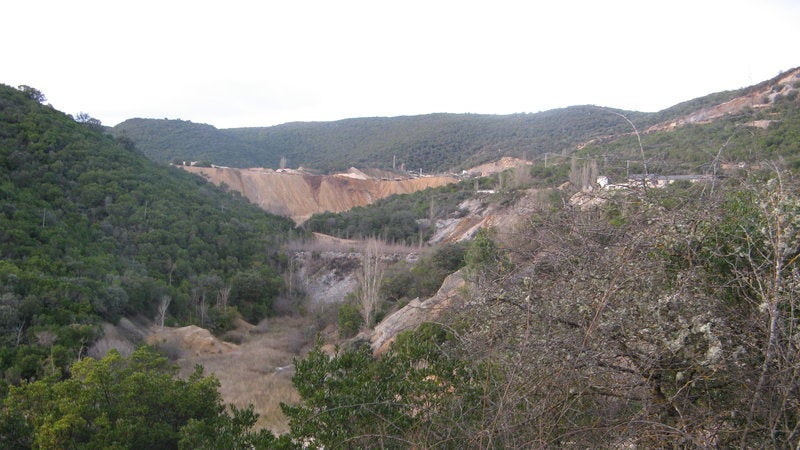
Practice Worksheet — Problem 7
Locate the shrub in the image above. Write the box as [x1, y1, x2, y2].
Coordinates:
[337, 303, 363, 338]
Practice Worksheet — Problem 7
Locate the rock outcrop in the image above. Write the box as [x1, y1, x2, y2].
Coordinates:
[370, 271, 466, 356]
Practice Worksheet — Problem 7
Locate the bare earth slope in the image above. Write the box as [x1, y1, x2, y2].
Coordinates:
[181, 166, 457, 223]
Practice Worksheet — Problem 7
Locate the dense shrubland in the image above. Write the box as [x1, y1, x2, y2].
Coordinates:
[0, 347, 287, 449]
[115, 107, 646, 172]
[305, 179, 486, 244]
[3, 69, 800, 448]
[0, 84, 295, 386]
[282, 168, 800, 448]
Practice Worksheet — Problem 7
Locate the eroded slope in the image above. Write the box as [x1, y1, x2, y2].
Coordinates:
[181, 166, 458, 223]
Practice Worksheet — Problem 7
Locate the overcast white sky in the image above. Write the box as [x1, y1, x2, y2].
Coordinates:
[4, 0, 799, 129]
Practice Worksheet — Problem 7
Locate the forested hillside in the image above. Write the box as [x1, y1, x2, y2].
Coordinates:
[113, 68, 799, 176]
[113, 118, 263, 167]
[4, 66, 800, 448]
[576, 70, 800, 178]
[114, 108, 645, 172]
[0, 84, 294, 384]
[284, 168, 800, 448]
[226, 109, 643, 172]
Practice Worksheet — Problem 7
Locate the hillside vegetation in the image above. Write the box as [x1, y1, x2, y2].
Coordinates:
[576, 69, 800, 179]
[3, 67, 800, 448]
[0, 84, 294, 384]
[283, 168, 800, 448]
[114, 107, 645, 172]
[113, 118, 263, 167]
[110, 68, 796, 175]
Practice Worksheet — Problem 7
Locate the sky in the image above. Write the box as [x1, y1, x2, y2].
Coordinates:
[4, 0, 799, 129]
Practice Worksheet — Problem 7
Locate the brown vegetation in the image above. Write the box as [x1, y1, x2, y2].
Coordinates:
[149, 316, 317, 434]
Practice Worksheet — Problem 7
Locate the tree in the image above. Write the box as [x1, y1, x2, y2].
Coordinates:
[464, 227, 504, 282]
[178, 405, 288, 449]
[157, 294, 171, 327]
[16, 85, 45, 103]
[359, 238, 384, 328]
[283, 325, 489, 449]
[337, 302, 363, 338]
[74, 112, 103, 131]
[229, 267, 283, 323]
[0, 347, 273, 449]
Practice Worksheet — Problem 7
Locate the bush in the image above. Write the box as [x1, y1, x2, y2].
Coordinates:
[380, 242, 469, 303]
[337, 303, 363, 338]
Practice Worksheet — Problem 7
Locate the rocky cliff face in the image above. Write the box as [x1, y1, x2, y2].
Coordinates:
[181, 166, 458, 223]
[370, 271, 466, 356]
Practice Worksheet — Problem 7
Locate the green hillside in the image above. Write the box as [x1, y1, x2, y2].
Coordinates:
[0, 84, 294, 382]
[227, 108, 646, 172]
[113, 117, 263, 167]
[111, 69, 800, 176]
[113, 107, 647, 172]
[576, 86, 800, 178]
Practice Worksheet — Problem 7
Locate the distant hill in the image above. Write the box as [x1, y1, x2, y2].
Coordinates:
[299, 68, 800, 245]
[111, 68, 800, 174]
[0, 83, 294, 381]
[576, 67, 800, 177]
[113, 118, 263, 167]
[113, 107, 647, 172]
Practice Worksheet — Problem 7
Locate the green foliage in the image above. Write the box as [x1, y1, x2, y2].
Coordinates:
[381, 242, 469, 303]
[16, 86, 45, 103]
[284, 325, 489, 449]
[178, 404, 289, 450]
[336, 303, 363, 338]
[306, 180, 476, 244]
[112, 118, 262, 168]
[0, 347, 231, 449]
[464, 228, 505, 280]
[115, 107, 648, 173]
[0, 83, 294, 379]
[528, 161, 570, 187]
[229, 267, 284, 323]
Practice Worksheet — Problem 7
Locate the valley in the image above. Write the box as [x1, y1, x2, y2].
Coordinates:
[3, 66, 800, 448]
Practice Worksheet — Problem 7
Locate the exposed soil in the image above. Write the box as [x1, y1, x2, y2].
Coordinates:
[147, 316, 318, 434]
[182, 166, 458, 223]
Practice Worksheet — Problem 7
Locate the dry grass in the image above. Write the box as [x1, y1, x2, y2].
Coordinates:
[171, 315, 317, 434]
[286, 232, 421, 255]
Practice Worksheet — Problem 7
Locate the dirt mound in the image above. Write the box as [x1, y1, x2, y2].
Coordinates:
[167, 316, 314, 434]
[464, 157, 532, 177]
[181, 166, 457, 223]
[146, 325, 238, 357]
